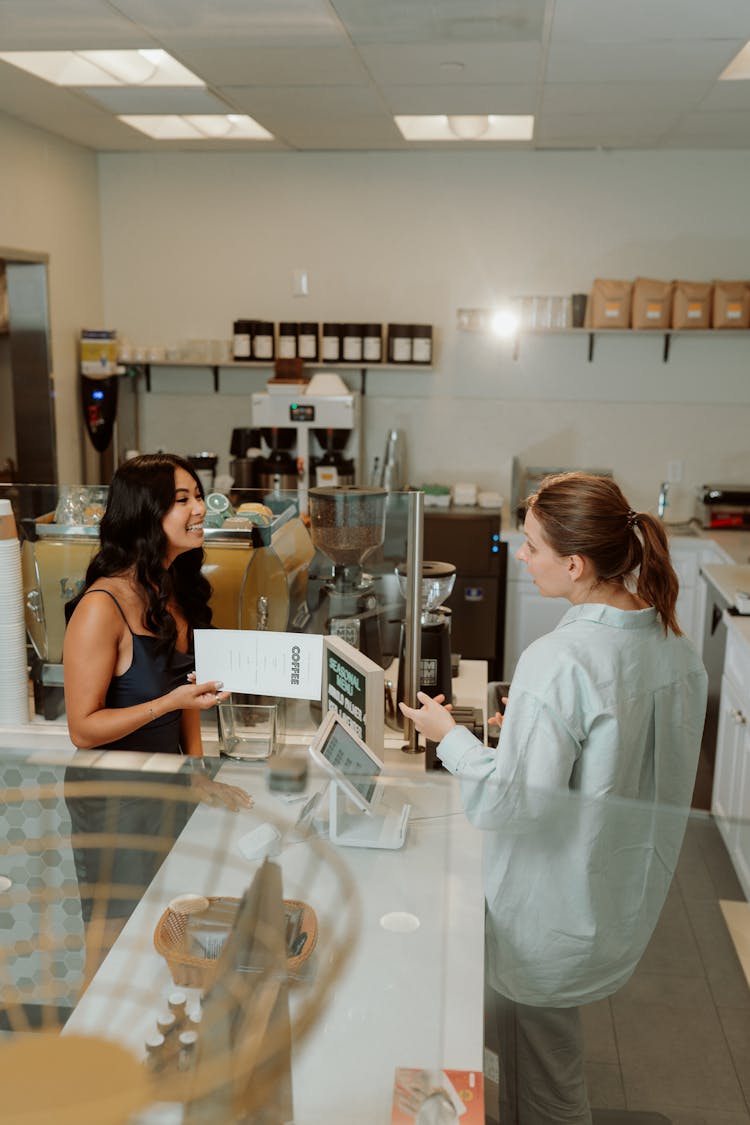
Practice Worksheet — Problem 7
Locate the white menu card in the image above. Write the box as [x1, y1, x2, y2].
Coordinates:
[194, 630, 323, 700]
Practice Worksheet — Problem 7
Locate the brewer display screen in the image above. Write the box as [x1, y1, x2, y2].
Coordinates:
[321, 722, 380, 805]
[290, 403, 315, 422]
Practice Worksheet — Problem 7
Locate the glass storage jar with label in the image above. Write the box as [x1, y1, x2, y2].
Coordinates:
[253, 321, 275, 361]
[233, 319, 252, 361]
[321, 323, 342, 362]
[362, 323, 383, 362]
[411, 324, 433, 365]
[278, 322, 298, 359]
[342, 324, 363, 362]
[298, 322, 319, 361]
[387, 324, 413, 364]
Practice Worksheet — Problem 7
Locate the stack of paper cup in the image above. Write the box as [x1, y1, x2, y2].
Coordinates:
[0, 499, 30, 725]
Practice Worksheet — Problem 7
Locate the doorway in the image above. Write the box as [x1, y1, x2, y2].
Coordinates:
[0, 250, 57, 489]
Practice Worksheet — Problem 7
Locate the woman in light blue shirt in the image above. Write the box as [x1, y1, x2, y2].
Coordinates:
[401, 472, 707, 1125]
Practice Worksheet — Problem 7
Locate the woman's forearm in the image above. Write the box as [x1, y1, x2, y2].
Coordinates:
[67, 695, 174, 750]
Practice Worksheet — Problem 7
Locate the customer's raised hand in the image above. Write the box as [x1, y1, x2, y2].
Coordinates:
[399, 691, 456, 744]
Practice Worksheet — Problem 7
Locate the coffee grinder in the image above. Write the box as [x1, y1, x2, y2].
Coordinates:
[396, 560, 456, 706]
[307, 486, 387, 667]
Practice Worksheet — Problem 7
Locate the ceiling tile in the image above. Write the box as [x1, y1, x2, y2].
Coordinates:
[0, 0, 149, 49]
[545, 40, 746, 84]
[359, 42, 541, 86]
[331, 0, 546, 45]
[218, 84, 403, 148]
[536, 109, 684, 145]
[81, 87, 233, 115]
[541, 81, 714, 117]
[173, 46, 371, 87]
[551, 0, 750, 43]
[110, 0, 347, 47]
[381, 83, 536, 114]
[667, 109, 750, 142]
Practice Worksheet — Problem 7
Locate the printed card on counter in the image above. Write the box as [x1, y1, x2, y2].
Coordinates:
[391, 1067, 484, 1123]
[194, 629, 323, 700]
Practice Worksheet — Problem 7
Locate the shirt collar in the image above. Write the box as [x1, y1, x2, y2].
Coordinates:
[557, 602, 659, 630]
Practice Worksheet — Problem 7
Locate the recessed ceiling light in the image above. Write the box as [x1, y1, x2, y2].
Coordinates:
[0, 49, 204, 87]
[119, 114, 274, 140]
[719, 41, 750, 80]
[395, 114, 534, 142]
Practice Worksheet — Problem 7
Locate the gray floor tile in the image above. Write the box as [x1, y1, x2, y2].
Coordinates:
[636, 890, 704, 979]
[610, 995, 746, 1112]
[718, 1006, 750, 1106]
[635, 1108, 750, 1124]
[585, 1061, 626, 1109]
[686, 899, 750, 1010]
[582, 998, 619, 1065]
[614, 972, 715, 1014]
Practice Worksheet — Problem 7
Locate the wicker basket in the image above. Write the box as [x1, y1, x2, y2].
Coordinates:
[153, 896, 318, 989]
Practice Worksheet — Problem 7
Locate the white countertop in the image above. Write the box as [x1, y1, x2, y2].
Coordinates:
[701, 563, 750, 608]
[63, 763, 484, 1124]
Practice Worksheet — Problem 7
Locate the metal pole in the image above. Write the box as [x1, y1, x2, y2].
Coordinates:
[402, 489, 424, 754]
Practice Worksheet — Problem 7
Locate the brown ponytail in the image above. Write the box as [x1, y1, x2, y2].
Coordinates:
[527, 472, 682, 636]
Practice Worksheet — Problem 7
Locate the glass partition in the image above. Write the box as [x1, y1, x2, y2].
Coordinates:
[0, 742, 746, 1124]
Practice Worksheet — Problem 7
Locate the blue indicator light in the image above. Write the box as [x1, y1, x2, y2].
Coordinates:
[492, 533, 500, 541]
[92, 390, 104, 400]
[491, 545, 499, 553]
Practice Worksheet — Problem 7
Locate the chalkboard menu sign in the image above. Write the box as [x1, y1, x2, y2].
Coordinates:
[322, 635, 384, 752]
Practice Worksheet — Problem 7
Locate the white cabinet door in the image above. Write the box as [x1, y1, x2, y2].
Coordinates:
[712, 671, 750, 899]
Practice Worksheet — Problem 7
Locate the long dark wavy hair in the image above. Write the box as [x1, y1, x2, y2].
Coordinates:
[527, 472, 681, 635]
[79, 453, 213, 654]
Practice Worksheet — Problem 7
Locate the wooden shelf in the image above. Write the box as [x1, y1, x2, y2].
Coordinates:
[512, 327, 750, 363]
[123, 359, 433, 392]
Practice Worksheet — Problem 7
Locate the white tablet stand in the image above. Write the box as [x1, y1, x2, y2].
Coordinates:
[328, 781, 409, 850]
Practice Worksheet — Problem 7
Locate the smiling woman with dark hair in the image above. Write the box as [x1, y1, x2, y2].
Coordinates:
[64, 452, 228, 754]
[63, 453, 251, 985]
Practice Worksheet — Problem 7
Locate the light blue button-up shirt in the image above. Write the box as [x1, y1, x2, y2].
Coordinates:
[438, 603, 708, 1006]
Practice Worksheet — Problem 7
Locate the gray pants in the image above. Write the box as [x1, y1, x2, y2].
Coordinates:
[491, 988, 592, 1125]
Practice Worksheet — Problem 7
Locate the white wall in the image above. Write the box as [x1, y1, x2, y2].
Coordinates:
[98, 149, 750, 519]
[0, 111, 104, 483]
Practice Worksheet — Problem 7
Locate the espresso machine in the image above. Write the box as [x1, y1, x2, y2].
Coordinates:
[251, 386, 360, 513]
[396, 560, 456, 706]
[306, 486, 388, 667]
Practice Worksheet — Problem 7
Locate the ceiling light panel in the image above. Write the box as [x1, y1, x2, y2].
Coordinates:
[0, 50, 204, 86]
[395, 114, 534, 141]
[119, 113, 274, 140]
[720, 41, 750, 80]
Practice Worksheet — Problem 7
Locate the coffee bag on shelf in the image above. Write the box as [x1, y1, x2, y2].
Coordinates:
[671, 281, 713, 329]
[712, 280, 750, 329]
[586, 279, 632, 329]
[631, 277, 674, 330]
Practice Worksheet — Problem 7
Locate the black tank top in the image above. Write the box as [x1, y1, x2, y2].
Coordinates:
[82, 589, 194, 754]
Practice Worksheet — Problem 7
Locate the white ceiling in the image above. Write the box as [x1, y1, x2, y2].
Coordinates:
[1, 0, 750, 152]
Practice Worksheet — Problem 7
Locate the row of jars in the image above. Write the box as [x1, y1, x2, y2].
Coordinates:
[232, 320, 433, 365]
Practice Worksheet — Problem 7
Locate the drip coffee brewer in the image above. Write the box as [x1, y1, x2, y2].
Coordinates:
[396, 561, 456, 708]
[307, 486, 387, 667]
[311, 428, 355, 487]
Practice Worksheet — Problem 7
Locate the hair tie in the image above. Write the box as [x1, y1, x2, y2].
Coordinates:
[626, 509, 638, 528]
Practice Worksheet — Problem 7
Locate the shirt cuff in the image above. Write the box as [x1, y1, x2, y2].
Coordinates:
[437, 723, 483, 772]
